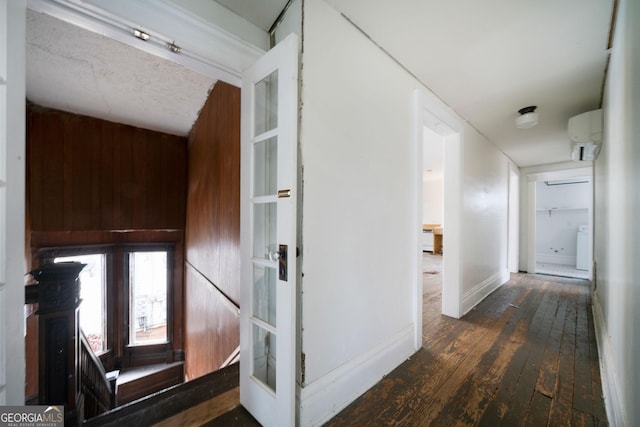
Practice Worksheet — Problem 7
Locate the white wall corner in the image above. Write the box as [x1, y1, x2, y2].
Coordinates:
[591, 292, 627, 427]
[298, 325, 415, 427]
[461, 269, 510, 316]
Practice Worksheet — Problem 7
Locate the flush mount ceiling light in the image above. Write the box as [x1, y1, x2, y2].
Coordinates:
[516, 105, 539, 129]
[133, 29, 150, 41]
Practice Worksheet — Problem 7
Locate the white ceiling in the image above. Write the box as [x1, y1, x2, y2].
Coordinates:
[25, 0, 613, 166]
[213, 0, 290, 31]
[326, 0, 613, 167]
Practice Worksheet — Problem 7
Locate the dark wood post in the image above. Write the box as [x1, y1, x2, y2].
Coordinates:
[30, 262, 86, 425]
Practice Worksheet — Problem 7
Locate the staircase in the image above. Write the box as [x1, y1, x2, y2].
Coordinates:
[83, 363, 243, 427]
[26, 262, 250, 426]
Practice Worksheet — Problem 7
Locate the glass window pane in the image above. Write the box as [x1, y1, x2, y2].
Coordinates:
[253, 136, 278, 197]
[253, 203, 277, 260]
[254, 70, 278, 136]
[253, 265, 276, 326]
[55, 254, 106, 353]
[252, 324, 276, 392]
[129, 251, 168, 345]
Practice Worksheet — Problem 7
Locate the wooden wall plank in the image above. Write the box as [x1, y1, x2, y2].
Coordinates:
[184, 81, 241, 380]
[132, 128, 148, 229]
[119, 124, 134, 230]
[40, 111, 65, 231]
[100, 121, 115, 229]
[184, 263, 239, 381]
[185, 82, 241, 304]
[27, 105, 187, 233]
[72, 116, 93, 230]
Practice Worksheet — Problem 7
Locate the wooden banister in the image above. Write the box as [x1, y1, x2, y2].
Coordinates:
[27, 262, 116, 425]
[80, 329, 116, 417]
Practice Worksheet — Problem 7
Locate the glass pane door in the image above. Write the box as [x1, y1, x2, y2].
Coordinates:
[240, 33, 298, 427]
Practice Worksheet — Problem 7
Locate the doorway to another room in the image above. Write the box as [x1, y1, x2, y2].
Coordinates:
[422, 126, 444, 325]
[527, 168, 593, 280]
[535, 177, 591, 279]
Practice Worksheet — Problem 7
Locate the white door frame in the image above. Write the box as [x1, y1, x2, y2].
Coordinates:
[239, 33, 299, 427]
[412, 89, 464, 349]
[0, 0, 26, 405]
[508, 165, 520, 273]
[526, 167, 593, 279]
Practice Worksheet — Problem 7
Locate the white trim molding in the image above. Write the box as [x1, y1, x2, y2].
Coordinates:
[592, 291, 627, 426]
[27, 0, 267, 86]
[461, 270, 510, 316]
[298, 325, 414, 427]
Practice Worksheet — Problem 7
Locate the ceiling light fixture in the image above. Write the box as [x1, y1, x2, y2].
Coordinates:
[133, 29, 150, 41]
[516, 105, 539, 129]
[166, 41, 181, 54]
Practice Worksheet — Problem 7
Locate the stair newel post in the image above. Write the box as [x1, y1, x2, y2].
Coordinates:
[31, 262, 86, 425]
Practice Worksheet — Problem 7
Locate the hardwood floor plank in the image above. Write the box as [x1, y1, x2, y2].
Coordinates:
[500, 282, 560, 426]
[535, 293, 569, 398]
[477, 281, 550, 427]
[587, 301, 608, 424]
[523, 391, 552, 427]
[326, 273, 608, 427]
[574, 292, 594, 415]
[548, 284, 579, 425]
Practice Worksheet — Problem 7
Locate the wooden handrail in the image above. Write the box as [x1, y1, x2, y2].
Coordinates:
[26, 262, 116, 424]
[80, 329, 116, 418]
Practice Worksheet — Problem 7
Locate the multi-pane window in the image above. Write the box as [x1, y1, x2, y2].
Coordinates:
[55, 253, 107, 353]
[44, 244, 173, 367]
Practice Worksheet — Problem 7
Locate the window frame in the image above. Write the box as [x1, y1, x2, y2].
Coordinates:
[122, 244, 175, 366]
[40, 246, 115, 361]
[38, 242, 176, 370]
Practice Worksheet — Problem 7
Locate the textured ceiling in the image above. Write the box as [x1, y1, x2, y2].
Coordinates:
[26, 10, 217, 137]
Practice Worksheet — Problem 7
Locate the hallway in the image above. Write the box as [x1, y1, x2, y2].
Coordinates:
[327, 272, 607, 426]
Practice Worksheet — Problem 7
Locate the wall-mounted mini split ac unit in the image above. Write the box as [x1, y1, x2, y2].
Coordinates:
[568, 109, 603, 161]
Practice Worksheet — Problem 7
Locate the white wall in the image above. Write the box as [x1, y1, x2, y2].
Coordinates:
[592, 0, 640, 424]
[459, 127, 511, 313]
[298, 0, 511, 424]
[422, 179, 443, 224]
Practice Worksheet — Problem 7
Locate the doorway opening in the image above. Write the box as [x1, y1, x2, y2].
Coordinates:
[526, 168, 593, 280]
[412, 89, 464, 349]
[421, 126, 445, 328]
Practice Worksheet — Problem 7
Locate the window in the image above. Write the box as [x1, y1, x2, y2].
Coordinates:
[54, 253, 107, 354]
[128, 251, 168, 346]
[41, 243, 175, 369]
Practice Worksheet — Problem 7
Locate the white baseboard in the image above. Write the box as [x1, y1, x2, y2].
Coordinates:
[298, 324, 415, 427]
[461, 269, 509, 316]
[592, 292, 627, 426]
[536, 254, 576, 266]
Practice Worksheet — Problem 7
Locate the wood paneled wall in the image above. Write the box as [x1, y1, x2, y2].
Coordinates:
[184, 81, 241, 380]
[26, 104, 188, 396]
[27, 105, 186, 232]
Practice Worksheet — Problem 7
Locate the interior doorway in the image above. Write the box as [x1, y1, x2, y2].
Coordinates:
[421, 126, 445, 326]
[526, 168, 593, 280]
[412, 89, 464, 349]
[535, 176, 591, 279]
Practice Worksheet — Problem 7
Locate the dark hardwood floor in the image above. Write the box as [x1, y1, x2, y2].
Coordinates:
[326, 270, 608, 426]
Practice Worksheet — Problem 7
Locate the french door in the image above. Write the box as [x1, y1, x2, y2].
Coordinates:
[0, 0, 26, 405]
[239, 33, 298, 426]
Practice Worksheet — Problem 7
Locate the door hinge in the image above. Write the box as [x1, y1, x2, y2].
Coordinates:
[300, 352, 305, 385]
